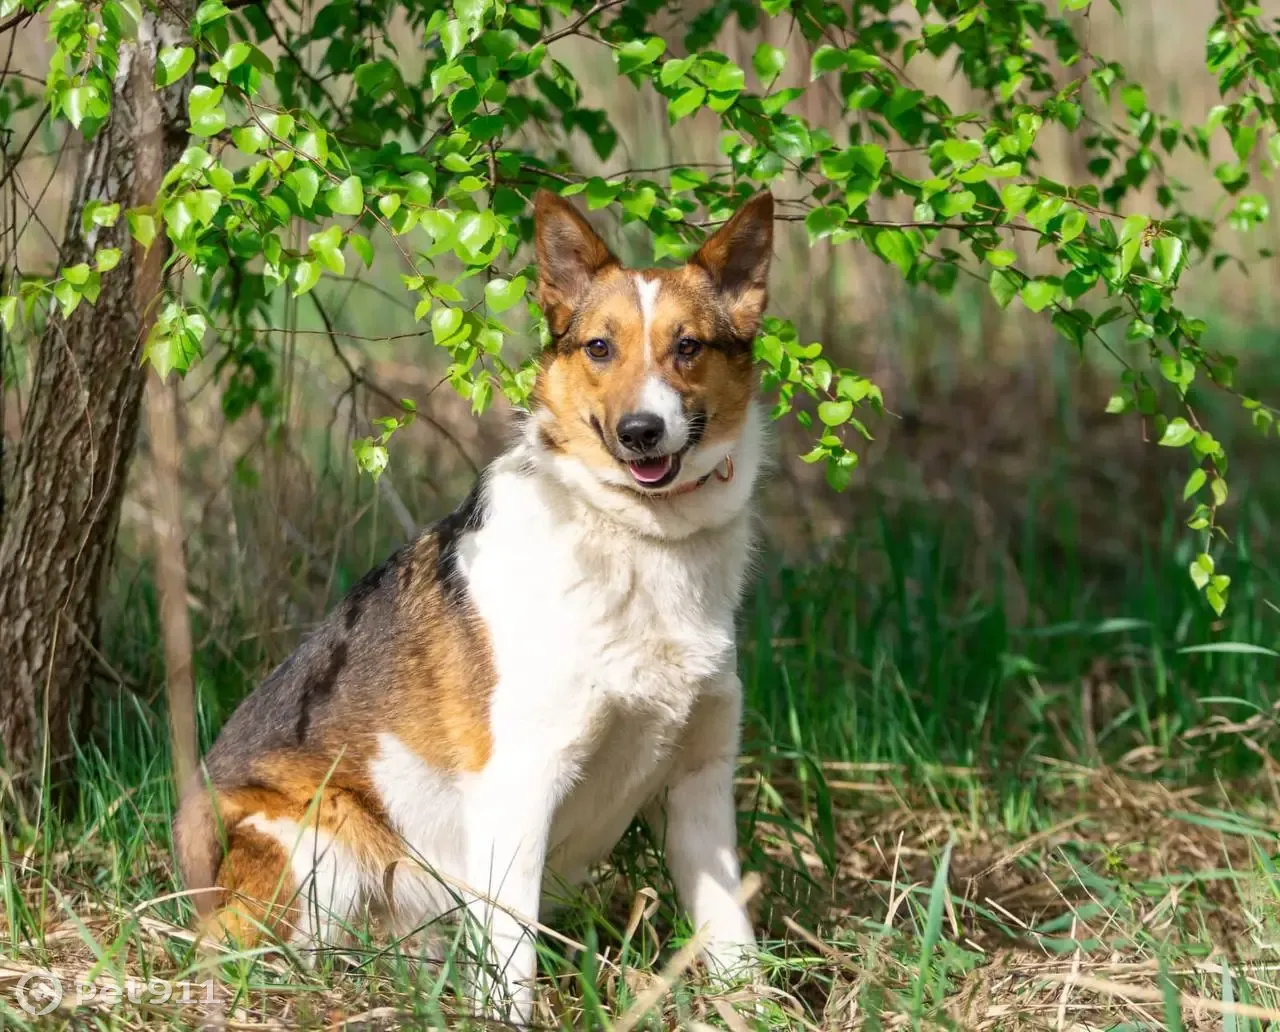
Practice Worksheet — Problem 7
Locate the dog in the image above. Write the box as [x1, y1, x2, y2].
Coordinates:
[173, 187, 774, 1022]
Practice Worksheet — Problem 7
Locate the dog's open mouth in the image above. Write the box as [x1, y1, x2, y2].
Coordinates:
[626, 453, 681, 489]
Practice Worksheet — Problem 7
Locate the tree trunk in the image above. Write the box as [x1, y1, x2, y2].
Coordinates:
[0, 10, 193, 803]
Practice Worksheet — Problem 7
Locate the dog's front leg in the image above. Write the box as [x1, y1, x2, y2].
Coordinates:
[653, 675, 756, 978]
[463, 767, 557, 1025]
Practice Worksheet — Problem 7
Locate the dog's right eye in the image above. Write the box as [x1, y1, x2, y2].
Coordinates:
[584, 339, 611, 361]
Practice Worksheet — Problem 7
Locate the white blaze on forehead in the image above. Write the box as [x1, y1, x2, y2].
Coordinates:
[632, 274, 689, 453]
[635, 274, 661, 369]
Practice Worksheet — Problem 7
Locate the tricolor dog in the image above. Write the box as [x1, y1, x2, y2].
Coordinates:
[174, 188, 774, 1021]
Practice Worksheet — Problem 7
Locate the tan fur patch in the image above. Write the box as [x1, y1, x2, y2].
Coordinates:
[385, 534, 495, 773]
[201, 823, 300, 948]
[177, 513, 498, 944]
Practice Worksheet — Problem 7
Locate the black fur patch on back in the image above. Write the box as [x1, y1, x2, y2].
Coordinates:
[434, 473, 488, 605]
[294, 639, 348, 743]
[342, 557, 393, 631]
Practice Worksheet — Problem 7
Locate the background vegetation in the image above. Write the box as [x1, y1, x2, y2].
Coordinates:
[4, 0, 1280, 1028]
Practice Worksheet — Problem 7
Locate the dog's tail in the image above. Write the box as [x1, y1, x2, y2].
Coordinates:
[172, 770, 223, 918]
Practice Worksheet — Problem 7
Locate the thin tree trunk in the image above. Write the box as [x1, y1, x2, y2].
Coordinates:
[0, 8, 194, 802]
[145, 372, 197, 794]
[133, 50, 198, 797]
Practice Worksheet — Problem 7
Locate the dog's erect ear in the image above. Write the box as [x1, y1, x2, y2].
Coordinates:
[534, 189, 618, 337]
[692, 191, 773, 341]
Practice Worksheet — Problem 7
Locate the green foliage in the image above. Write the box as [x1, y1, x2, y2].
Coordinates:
[4, 0, 1280, 607]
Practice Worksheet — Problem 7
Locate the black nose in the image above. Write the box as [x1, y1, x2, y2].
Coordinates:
[616, 412, 666, 453]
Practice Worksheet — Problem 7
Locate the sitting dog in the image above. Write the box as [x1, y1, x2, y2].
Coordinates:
[173, 187, 774, 1022]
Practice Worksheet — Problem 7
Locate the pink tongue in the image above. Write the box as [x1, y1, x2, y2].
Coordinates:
[628, 456, 672, 484]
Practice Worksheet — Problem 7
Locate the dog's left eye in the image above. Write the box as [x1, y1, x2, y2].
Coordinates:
[676, 337, 703, 359]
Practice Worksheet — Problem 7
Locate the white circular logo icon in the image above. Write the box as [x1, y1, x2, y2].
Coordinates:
[15, 968, 63, 1016]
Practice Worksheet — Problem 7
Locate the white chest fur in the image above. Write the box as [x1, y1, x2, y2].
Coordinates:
[457, 453, 752, 881]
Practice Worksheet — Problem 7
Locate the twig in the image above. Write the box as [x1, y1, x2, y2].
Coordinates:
[0, 8, 33, 34]
[0, 104, 50, 196]
[542, 0, 628, 45]
[309, 292, 480, 474]
[1041, 972, 1280, 1023]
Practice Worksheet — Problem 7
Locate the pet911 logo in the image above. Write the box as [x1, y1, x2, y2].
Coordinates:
[11, 968, 217, 1015]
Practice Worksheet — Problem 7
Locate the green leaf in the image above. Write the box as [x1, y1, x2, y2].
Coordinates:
[455, 210, 496, 256]
[287, 167, 320, 208]
[1120, 214, 1149, 246]
[262, 112, 294, 140]
[297, 129, 328, 165]
[1153, 236, 1184, 280]
[81, 201, 120, 233]
[485, 275, 527, 313]
[805, 205, 846, 244]
[441, 19, 466, 61]
[377, 193, 401, 218]
[190, 106, 226, 137]
[308, 224, 345, 275]
[0, 296, 16, 332]
[621, 186, 657, 220]
[825, 454, 855, 492]
[62, 263, 91, 286]
[1000, 184, 1034, 215]
[1183, 468, 1207, 501]
[144, 313, 203, 379]
[156, 46, 194, 86]
[352, 437, 389, 479]
[1189, 552, 1213, 591]
[350, 234, 374, 268]
[818, 399, 852, 426]
[94, 247, 121, 272]
[810, 45, 846, 79]
[195, 0, 229, 24]
[985, 249, 1016, 268]
[934, 190, 975, 217]
[616, 36, 665, 75]
[129, 211, 157, 248]
[64, 85, 98, 130]
[752, 43, 786, 85]
[432, 305, 464, 342]
[874, 229, 913, 276]
[668, 85, 706, 122]
[54, 280, 80, 318]
[232, 125, 268, 153]
[292, 259, 322, 296]
[989, 269, 1018, 309]
[1020, 279, 1057, 313]
[943, 138, 982, 164]
[1159, 417, 1196, 448]
[1059, 208, 1087, 243]
[660, 55, 695, 87]
[326, 175, 364, 216]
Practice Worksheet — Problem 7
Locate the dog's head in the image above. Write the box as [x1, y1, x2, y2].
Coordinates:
[529, 189, 772, 528]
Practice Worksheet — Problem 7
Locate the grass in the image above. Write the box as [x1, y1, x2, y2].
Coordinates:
[2, 478, 1280, 1030]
